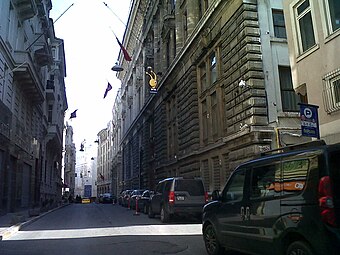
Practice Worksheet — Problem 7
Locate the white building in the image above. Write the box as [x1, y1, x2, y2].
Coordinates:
[63, 123, 76, 196]
[75, 142, 97, 198]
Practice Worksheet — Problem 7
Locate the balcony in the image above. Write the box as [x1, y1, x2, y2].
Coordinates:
[34, 46, 53, 67]
[13, 51, 44, 104]
[13, 0, 37, 21]
[46, 123, 63, 148]
[46, 79, 55, 101]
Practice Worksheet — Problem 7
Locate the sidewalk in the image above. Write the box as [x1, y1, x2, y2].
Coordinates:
[0, 203, 70, 241]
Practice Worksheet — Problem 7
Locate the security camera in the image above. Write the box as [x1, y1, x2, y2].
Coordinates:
[239, 80, 246, 87]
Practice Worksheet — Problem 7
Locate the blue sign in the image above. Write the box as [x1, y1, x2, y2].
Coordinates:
[299, 103, 320, 139]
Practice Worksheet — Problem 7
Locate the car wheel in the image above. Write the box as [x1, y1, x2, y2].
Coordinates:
[286, 241, 314, 255]
[203, 224, 224, 255]
[160, 205, 170, 223]
[148, 205, 155, 218]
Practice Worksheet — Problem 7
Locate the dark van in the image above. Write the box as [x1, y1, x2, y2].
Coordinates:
[148, 177, 208, 222]
[202, 140, 340, 255]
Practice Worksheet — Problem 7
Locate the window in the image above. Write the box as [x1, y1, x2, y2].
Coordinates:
[324, 0, 340, 34]
[272, 9, 287, 38]
[199, 0, 209, 19]
[210, 53, 217, 84]
[222, 169, 246, 202]
[170, 0, 176, 13]
[48, 104, 53, 123]
[202, 99, 208, 142]
[199, 63, 207, 92]
[250, 163, 280, 199]
[279, 66, 300, 112]
[282, 159, 309, 196]
[183, 10, 188, 41]
[211, 92, 218, 138]
[294, 0, 316, 53]
[323, 69, 340, 113]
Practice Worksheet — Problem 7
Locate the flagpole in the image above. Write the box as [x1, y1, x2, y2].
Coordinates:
[103, 2, 142, 43]
[26, 3, 74, 51]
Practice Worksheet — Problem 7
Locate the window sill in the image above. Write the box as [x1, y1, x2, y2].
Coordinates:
[270, 37, 288, 44]
[277, 112, 300, 118]
[324, 28, 340, 44]
[296, 44, 320, 63]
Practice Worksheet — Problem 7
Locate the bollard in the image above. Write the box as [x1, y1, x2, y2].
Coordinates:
[133, 197, 140, 216]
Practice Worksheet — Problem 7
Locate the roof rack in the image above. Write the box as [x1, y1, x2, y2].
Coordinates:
[260, 140, 326, 157]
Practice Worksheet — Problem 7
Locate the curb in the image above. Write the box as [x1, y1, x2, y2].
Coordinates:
[0, 203, 70, 241]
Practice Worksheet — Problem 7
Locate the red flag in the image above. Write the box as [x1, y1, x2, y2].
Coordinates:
[103, 82, 112, 99]
[116, 36, 131, 61]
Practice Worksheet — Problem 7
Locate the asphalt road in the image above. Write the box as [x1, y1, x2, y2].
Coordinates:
[0, 203, 208, 255]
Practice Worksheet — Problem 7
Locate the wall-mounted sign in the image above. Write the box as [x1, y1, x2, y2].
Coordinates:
[299, 103, 320, 139]
[146, 66, 158, 94]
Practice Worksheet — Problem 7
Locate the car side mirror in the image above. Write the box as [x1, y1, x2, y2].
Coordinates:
[211, 190, 220, 201]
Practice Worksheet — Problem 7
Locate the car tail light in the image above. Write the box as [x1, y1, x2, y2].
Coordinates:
[318, 176, 336, 227]
[169, 191, 175, 204]
[205, 192, 209, 203]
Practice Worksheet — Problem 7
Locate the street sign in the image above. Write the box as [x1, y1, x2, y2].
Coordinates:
[299, 103, 320, 139]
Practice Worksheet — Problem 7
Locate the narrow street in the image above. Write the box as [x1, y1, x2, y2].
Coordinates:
[0, 203, 207, 255]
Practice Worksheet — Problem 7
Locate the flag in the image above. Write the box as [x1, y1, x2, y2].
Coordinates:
[103, 82, 112, 99]
[69, 109, 78, 119]
[100, 173, 104, 181]
[116, 36, 131, 61]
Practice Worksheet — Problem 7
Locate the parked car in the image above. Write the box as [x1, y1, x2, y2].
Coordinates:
[99, 193, 114, 204]
[138, 190, 154, 214]
[148, 177, 208, 222]
[202, 140, 340, 255]
[122, 189, 133, 207]
[81, 197, 91, 204]
[118, 190, 125, 205]
[129, 189, 145, 210]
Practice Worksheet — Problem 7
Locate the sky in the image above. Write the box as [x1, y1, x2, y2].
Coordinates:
[50, 0, 131, 149]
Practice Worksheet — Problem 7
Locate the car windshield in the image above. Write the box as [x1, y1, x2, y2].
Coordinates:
[175, 180, 205, 196]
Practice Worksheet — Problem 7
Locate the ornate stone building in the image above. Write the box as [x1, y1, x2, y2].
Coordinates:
[115, 0, 307, 192]
[0, 0, 67, 214]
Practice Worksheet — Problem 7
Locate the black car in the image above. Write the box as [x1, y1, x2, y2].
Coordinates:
[129, 189, 145, 210]
[137, 190, 154, 214]
[202, 140, 340, 255]
[99, 193, 113, 204]
[148, 177, 208, 222]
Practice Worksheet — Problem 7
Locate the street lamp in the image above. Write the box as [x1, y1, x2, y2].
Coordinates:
[111, 62, 124, 72]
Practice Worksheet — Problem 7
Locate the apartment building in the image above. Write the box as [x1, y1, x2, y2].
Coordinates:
[283, 0, 340, 144]
[111, 89, 123, 196]
[96, 123, 113, 195]
[113, 0, 308, 192]
[0, 0, 67, 214]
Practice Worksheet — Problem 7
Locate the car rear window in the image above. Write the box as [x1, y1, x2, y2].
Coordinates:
[175, 180, 205, 196]
[329, 150, 340, 198]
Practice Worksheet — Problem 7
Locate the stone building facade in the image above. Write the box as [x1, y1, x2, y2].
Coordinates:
[96, 123, 113, 195]
[111, 89, 123, 196]
[63, 123, 76, 196]
[0, 0, 67, 214]
[283, 0, 340, 144]
[115, 0, 307, 192]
